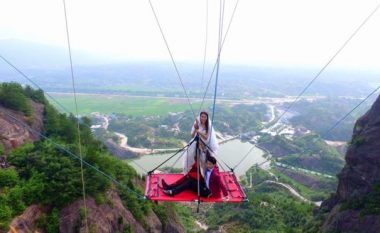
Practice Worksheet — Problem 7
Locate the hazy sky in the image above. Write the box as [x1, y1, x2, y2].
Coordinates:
[1, 0, 380, 70]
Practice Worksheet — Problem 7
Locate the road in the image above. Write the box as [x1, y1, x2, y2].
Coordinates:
[275, 162, 335, 179]
[263, 180, 320, 206]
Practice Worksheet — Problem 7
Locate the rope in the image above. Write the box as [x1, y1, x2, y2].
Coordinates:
[0, 57, 149, 188]
[0, 55, 73, 114]
[196, 145, 201, 213]
[233, 144, 257, 171]
[274, 2, 380, 125]
[147, 137, 195, 174]
[232, 2, 380, 172]
[199, 137, 233, 171]
[2, 110, 145, 200]
[200, 0, 209, 91]
[147, 0, 196, 120]
[258, 84, 380, 184]
[130, 160, 149, 174]
[0, 54, 150, 181]
[211, 0, 225, 125]
[217, 160, 228, 172]
[62, 1, 89, 230]
[205, 0, 227, 172]
[324, 85, 380, 136]
[198, 0, 240, 113]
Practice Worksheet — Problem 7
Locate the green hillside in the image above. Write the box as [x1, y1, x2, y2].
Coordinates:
[0, 83, 182, 232]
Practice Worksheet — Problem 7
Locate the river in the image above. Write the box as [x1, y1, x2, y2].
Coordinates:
[127, 139, 267, 177]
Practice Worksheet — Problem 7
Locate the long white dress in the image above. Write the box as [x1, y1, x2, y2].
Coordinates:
[182, 116, 219, 176]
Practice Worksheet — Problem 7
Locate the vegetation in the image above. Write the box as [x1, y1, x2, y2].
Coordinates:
[340, 184, 380, 216]
[107, 104, 267, 149]
[259, 134, 344, 175]
[203, 166, 326, 232]
[0, 83, 31, 116]
[50, 93, 206, 116]
[205, 183, 314, 232]
[271, 168, 336, 201]
[0, 143, 4, 155]
[289, 98, 372, 141]
[0, 84, 152, 231]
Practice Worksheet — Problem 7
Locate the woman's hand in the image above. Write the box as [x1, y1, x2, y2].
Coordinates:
[194, 119, 199, 130]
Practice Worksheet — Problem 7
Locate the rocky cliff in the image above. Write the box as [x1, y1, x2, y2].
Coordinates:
[8, 188, 185, 233]
[1, 102, 185, 233]
[321, 94, 380, 233]
[0, 101, 43, 167]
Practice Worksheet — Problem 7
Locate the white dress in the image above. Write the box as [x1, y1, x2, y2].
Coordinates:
[182, 116, 219, 177]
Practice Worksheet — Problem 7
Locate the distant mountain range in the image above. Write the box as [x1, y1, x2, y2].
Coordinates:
[1, 39, 379, 98]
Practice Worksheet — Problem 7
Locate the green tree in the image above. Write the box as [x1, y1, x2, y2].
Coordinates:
[0, 82, 32, 116]
[0, 204, 13, 229]
[0, 143, 4, 154]
[0, 168, 19, 187]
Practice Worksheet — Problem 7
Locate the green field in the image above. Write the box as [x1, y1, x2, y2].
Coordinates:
[48, 93, 209, 116]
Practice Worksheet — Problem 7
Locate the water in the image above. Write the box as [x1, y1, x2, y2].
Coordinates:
[127, 139, 266, 177]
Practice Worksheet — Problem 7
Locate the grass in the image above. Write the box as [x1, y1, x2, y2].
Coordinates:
[48, 93, 209, 116]
[271, 168, 333, 202]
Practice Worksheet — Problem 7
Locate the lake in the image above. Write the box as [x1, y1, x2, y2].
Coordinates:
[127, 139, 266, 177]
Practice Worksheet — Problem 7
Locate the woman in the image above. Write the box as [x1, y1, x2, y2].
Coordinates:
[182, 111, 219, 176]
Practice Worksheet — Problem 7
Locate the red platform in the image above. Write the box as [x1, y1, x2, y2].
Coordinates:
[144, 172, 247, 202]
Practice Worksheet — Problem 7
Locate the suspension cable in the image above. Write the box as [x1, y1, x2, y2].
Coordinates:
[232, 2, 380, 172]
[3, 110, 145, 199]
[207, 0, 226, 168]
[200, 0, 209, 91]
[62, 1, 88, 229]
[199, 137, 233, 171]
[148, 0, 196, 120]
[1, 50, 150, 191]
[211, 0, 225, 125]
[260, 85, 380, 184]
[198, 0, 240, 113]
[0, 53, 150, 178]
[233, 144, 257, 171]
[147, 137, 195, 174]
[0, 55, 73, 114]
[324, 85, 380, 136]
[274, 2, 380, 125]
[130, 159, 149, 174]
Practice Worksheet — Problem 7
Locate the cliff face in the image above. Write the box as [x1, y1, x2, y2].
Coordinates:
[321, 94, 380, 233]
[59, 189, 162, 233]
[8, 188, 185, 233]
[0, 101, 44, 167]
[1, 103, 185, 233]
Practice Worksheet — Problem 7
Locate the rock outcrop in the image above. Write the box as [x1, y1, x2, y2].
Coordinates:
[1, 101, 185, 233]
[60, 188, 184, 233]
[0, 101, 43, 155]
[60, 189, 147, 233]
[321, 94, 380, 233]
[7, 205, 46, 233]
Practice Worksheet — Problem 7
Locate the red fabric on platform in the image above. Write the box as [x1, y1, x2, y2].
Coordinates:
[144, 172, 247, 203]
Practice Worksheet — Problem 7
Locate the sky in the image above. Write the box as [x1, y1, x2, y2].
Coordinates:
[1, 0, 380, 70]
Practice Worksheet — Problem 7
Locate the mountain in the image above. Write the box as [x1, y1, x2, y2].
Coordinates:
[320, 94, 380, 232]
[1, 40, 378, 98]
[0, 82, 185, 233]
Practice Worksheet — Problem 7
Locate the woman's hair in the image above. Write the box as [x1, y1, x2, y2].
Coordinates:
[200, 111, 209, 133]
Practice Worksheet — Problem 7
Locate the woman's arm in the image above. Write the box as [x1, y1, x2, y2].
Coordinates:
[191, 120, 199, 138]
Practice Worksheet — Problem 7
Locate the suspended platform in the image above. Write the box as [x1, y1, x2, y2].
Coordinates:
[145, 172, 248, 202]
